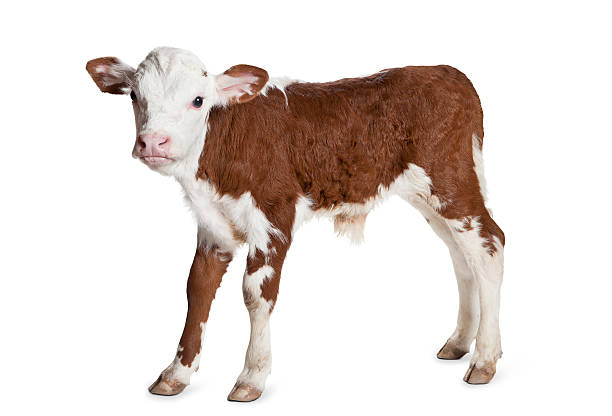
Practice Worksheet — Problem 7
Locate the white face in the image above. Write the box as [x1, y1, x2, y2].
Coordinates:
[130, 48, 216, 176]
[86, 47, 269, 179]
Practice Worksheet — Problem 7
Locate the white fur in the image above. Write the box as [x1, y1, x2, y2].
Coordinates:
[130, 48, 218, 179]
[262, 77, 297, 95]
[223, 192, 285, 256]
[236, 265, 275, 390]
[292, 195, 315, 237]
[410, 199, 479, 351]
[161, 322, 206, 385]
[447, 218, 503, 366]
[472, 134, 488, 203]
[181, 177, 285, 255]
[333, 214, 367, 243]
[182, 178, 240, 253]
[261, 77, 297, 105]
[215, 72, 260, 104]
[242, 265, 275, 309]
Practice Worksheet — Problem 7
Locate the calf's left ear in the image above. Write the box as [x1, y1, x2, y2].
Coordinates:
[216, 64, 269, 104]
[86, 57, 135, 94]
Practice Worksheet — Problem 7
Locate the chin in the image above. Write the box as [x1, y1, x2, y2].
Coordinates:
[140, 157, 176, 175]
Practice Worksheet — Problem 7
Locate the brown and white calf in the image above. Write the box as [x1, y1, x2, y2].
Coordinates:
[86, 47, 505, 401]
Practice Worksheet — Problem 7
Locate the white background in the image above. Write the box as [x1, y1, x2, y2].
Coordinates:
[1, 0, 610, 414]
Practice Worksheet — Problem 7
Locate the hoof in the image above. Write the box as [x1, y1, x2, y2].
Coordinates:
[463, 362, 496, 384]
[437, 340, 469, 360]
[227, 382, 262, 402]
[148, 375, 187, 396]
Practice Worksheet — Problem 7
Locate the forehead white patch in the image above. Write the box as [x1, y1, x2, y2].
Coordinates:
[134, 47, 210, 101]
[136, 47, 207, 82]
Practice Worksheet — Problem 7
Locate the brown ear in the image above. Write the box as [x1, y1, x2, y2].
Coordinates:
[85, 57, 135, 95]
[216, 64, 269, 104]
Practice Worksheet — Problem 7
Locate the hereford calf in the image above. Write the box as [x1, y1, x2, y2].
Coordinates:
[86, 47, 505, 401]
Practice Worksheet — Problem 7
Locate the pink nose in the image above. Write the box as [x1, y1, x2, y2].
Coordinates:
[136, 133, 171, 156]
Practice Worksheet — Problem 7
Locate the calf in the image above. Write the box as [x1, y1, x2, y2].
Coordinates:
[86, 47, 505, 401]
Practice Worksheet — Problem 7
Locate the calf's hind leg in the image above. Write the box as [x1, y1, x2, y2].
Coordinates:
[447, 213, 504, 384]
[411, 202, 479, 360]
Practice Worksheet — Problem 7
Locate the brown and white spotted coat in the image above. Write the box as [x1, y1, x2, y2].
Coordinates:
[86, 47, 505, 402]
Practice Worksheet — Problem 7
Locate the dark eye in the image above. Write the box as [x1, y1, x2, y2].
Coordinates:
[192, 96, 203, 108]
[130, 90, 137, 102]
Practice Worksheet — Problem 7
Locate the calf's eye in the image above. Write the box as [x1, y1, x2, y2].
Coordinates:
[130, 90, 137, 102]
[192, 96, 203, 108]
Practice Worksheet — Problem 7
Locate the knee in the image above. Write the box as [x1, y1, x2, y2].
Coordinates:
[242, 264, 277, 311]
[242, 285, 259, 310]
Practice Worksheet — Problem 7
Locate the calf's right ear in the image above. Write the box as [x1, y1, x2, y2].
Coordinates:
[86, 57, 135, 94]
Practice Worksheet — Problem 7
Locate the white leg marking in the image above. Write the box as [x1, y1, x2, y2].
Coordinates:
[448, 218, 504, 366]
[237, 265, 275, 391]
[413, 203, 479, 351]
[161, 322, 206, 385]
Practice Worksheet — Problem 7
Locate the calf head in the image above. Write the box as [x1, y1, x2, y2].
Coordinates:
[86, 47, 269, 177]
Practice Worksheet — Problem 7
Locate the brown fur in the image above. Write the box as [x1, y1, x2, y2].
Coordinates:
[198, 65, 504, 276]
[85, 57, 131, 95]
[178, 248, 231, 366]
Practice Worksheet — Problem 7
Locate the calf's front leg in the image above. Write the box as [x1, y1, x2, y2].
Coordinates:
[228, 240, 290, 402]
[149, 245, 232, 395]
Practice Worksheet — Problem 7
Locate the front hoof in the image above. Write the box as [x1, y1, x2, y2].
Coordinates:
[148, 375, 187, 396]
[437, 340, 469, 360]
[227, 382, 262, 402]
[463, 362, 496, 384]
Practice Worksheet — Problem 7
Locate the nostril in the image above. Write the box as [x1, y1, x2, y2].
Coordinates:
[137, 137, 146, 149]
[158, 137, 170, 147]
